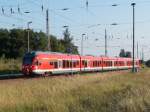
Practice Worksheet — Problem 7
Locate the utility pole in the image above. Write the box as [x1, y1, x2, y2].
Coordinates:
[142, 47, 144, 61]
[46, 9, 51, 51]
[131, 3, 136, 72]
[27, 21, 32, 52]
[81, 34, 86, 56]
[137, 42, 139, 58]
[105, 29, 107, 57]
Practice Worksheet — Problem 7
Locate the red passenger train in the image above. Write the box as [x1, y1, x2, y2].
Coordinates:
[22, 51, 140, 76]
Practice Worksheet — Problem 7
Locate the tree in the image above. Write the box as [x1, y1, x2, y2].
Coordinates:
[0, 28, 79, 59]
[61, 28, 78, 54]
[0, 29, 48, 58]
[32, 31, 47, 51]
[9, 29, 26, 58]
[126, 51, 131, 58]
[145, 60, 150, 67]
[119, 49, 126, 57]
[0, 29, 11, 58]
[119, 49, 131, 58]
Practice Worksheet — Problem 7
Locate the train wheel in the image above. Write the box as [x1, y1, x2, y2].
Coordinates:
[41, 72, 49, 77]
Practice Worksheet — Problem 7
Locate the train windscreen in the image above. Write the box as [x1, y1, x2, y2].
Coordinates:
[23, 56, 34, 65]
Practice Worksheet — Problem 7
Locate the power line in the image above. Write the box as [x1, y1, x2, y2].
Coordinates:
[50, 10, 83, 25]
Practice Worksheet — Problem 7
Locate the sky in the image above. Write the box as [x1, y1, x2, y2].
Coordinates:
[0, 0, 150, 60]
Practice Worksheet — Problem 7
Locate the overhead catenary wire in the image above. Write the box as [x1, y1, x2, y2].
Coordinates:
[6, 0, 150, 28]
[0, 0, 150, 38]
[1, 0, 47, 30]
[31, 0, 83, 25]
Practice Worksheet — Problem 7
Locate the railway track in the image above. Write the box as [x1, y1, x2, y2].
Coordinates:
[0, 69, 131, 81]
[0, 73, 23, 80]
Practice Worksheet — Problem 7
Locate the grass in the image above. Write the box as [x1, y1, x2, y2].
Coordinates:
[0, 58, 21, 74]
[0, 69, 150, 112]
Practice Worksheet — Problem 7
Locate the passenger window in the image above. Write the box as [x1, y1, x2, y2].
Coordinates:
[50, 62, 53, 65]
[76, 61, 79, 65]
[54, 62, 58, 68]
[63, 60, 66, 68]
[67, 61, 69, 68]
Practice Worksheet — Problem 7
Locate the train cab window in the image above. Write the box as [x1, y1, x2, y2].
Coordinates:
[23, 56, 34, 65]
[35, 61, 41, 66]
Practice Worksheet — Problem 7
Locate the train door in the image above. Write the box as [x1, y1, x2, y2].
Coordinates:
[58, 60, 62, 69]
[112, 60, 115, 69]
[53, 61, 58, 69]
[83, 60, 88, 70]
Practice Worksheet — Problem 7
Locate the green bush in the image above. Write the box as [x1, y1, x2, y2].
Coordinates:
[0, 58, 21, 74]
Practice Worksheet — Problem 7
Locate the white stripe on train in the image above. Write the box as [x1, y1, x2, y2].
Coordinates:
[32, 65, 138, 75]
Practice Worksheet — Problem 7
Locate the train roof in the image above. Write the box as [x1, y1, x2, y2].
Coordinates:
[24, 51, 80, 60]
[25, 51, 79, 56]
[24, 51, 139, 61]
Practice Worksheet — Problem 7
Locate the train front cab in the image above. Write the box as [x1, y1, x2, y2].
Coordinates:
[31, 53, 81, 75]
[22, 52, 38, 76]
